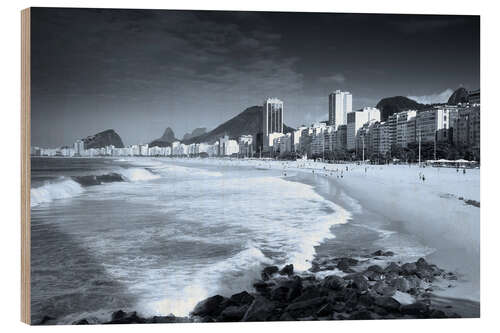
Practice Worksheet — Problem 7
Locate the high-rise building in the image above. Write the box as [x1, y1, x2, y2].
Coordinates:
[328, 90, 352, 129]
[73, 139, 84, 156]
[263, 98, 284, 137]
[346, 107, 380, 151]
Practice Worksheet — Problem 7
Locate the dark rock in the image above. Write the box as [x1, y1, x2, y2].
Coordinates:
[229, 291, 254, 305]
[294, 288, 322, 303]
[367, 265, 384, 273]
[253, 280, 272, 294]
[350, 275, 369, 291]
[316, 303, 335, 317]
[428, 309, 448, 318]
[416, 258, 429, 268]
[218, 305, 249, 321]
[279, 312, 296, 321]
[384, 262, 402, 274]
[401, 262, 418, 275]
[261, 266, 279, 280]
[111, 310, 127, 321]
[284, 297, 327, 318]
[374, 296, 401, 312]
[400, 302, 429, 316]
[242, 296, 276, 321]
[108, 311, 145, 324]
[73, 318, 90, 325]
[270, 286, 289, 302]
[279, 264, 294, 276]
[349, 310, 374, 320]
[335, 257, 359, 272]
[322, 275, 347, 290]
[358, 294, 376, 307]
[373, 281, 396, 296]
[364, 270, 385, 282]
[391, 277, 411, 292]
[191, 295, 227, 317]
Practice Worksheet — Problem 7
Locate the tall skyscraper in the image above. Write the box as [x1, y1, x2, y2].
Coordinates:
[328, 90, 352, 129]
[263, 98, 284, 137]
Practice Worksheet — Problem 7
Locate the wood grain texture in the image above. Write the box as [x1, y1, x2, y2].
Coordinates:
[21, 7, 31, 325]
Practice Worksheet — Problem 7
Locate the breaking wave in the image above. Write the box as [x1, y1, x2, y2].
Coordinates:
[31, 179, 84, 207]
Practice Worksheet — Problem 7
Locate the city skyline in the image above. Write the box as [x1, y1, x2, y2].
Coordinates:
[31, 8, 479, 147]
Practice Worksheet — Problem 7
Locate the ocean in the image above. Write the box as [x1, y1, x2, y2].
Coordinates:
[30, 157, 433, 324]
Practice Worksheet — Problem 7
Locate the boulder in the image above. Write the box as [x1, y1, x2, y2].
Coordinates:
[242, 296, 276, 321]
[191, 295, 227, 317]
[384, 262, 402, 274]
[218, 305, 249, 321]
[366, 265, 384, 273]
[73, 318, 90, 325]
[401, 262, 418, 275]
[322, 275, 347, 290]
[261, 266, 279, 280]
[284, 297, 327, 318]
[374, 296, 401, 312]
[270, 286, 289, 302]
[279, 264, 294, 276]
[316, 303, 335, 317]
[349, 310, 374, 320]
[391, 277, 411, 292]
[373, 281, 396, 296]
[229, 291, 254, 305]
[400, 301, 429, 316]
[336, 258, 359, 272]
[350, 275, 369, 291]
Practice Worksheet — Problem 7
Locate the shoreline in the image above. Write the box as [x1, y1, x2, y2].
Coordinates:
[34, 157, 480, 324]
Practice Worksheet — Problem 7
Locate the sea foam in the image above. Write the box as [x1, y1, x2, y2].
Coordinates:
[31, 179, 84, 207]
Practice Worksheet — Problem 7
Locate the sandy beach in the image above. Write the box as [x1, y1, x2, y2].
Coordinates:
[164, 157, 480, 311]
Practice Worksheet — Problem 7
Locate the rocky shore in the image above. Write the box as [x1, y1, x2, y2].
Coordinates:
[60, 251, 465, 325]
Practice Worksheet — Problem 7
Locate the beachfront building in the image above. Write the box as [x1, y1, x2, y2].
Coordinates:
[140, 144, 149, 156]
[238, 135, 254, 157]
[292, 126, 306, 153]
[454, 106, 480, 158]
[219, 135, 239, 156]
[390, 110, 417, 148]
[468, 89, 480, 105]
[416, 108, 455, 143]
[263, 98, 284, 137]
[263, 132, 284, 153]
[346, 107, 381, 151]
[328, 90, 352, 129]
[74, 139, 85, 156]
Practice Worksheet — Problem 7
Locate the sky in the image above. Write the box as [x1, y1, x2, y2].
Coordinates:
[30, 8, 480, 147]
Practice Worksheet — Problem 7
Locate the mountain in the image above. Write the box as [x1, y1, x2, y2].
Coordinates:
[183, 106, 295, 145]
[183, 128, 207, 141]
[376, 96, 427, 121]
[149, 127, 177, 147]
[447, 87, 469, 105]
[83, 129, 124, 149]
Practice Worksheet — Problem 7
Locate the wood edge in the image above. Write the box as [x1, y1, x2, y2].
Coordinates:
[21, 7, 31, 325]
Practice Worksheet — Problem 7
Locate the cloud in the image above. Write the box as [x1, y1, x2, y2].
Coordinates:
[407, 89, 454, 104]
[318, 73, 346, 84]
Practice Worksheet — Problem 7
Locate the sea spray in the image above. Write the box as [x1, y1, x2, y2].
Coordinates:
[31, 178, 84, 207]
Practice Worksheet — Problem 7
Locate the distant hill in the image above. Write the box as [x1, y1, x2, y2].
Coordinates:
[83, 129, 124, 149]
[376, 96, 428, 121]
[183, 106, 295, 145]
[183, 128, 207, 141]
[447, 87, 469, 105]
[149, 127, 178, 147]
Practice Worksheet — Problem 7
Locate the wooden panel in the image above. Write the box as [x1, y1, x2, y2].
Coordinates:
[21, 7, 31, 325]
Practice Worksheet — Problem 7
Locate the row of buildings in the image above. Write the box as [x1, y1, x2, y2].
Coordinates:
[31, 90, 480, 161]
